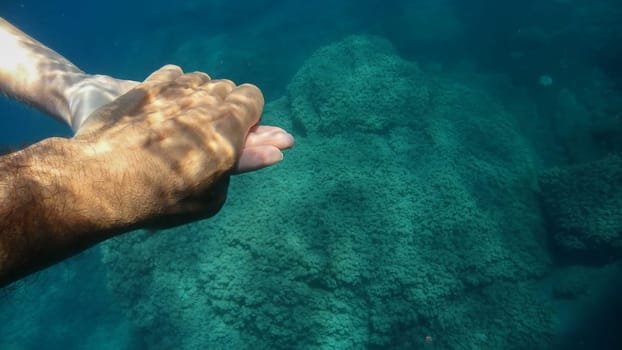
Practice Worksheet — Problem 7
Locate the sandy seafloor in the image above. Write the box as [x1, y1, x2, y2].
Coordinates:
[1, 1, 622, 349]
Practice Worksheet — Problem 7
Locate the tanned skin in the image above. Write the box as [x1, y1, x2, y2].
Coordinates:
[0, 18, 294, 287]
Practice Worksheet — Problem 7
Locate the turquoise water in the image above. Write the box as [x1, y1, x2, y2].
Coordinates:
[1, 0, 621, 349]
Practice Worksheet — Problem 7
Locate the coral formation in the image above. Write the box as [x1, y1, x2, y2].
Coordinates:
[539, 154, 622, 263]
[102, 35, 552, 350]
[286, 35, 431, 135]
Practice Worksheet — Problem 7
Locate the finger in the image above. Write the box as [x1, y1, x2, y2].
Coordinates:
[175, 71, 211, 88]
[225, 83, 264, 128]
[144, 64, 184, 83]
[233, 145, 284, 174]
[203, 79, 236, 101]
[244, 125, 295, 150]
[213, 84, 264, 148]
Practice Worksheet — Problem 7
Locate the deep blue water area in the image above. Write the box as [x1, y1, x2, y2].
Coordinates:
[1, 1, 621, 349]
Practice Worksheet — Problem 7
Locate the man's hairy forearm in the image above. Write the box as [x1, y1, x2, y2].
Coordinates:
[0, 118, 231, 287]
[0, 15, 290, 288]
[0, 64, 272, 287]
[0, 138, 144, 287]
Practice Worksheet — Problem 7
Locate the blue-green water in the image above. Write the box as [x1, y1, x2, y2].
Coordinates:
[1, 0, 621, 349]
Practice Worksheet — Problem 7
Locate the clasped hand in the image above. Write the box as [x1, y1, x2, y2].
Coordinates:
[71, 64, 294, 227]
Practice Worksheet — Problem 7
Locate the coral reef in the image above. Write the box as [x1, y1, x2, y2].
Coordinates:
[539, 154, 622, 263]
[286, 35, 431, 135]
[102, 35, 552, 350]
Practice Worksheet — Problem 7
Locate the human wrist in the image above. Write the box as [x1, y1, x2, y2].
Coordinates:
[66, 74, 139, 132]
[65, 73, 110, 131]
[65, 135, 223, 230]
[57, 137, 166, 232]
[5, 137, 152, 236]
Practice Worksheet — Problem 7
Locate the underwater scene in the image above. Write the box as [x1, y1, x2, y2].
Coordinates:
[1, 0, 621, 349]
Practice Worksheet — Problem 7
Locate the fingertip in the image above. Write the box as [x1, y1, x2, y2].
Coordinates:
[227, 84, 264, 109]
[144, 65, 184, 83]
[280, 131, 295, 150]
[269, 131, 295, 151]
[176, 71, 211, 87]
[244, 126, 296, 150]
[233, 145, 283, 174]
[225, 84, 265, 130]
